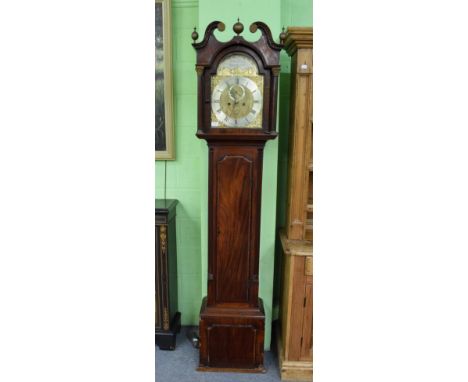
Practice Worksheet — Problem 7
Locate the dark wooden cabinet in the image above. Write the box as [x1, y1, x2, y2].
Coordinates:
[155, 199, 181, 350]
[192, 21, 283, 372]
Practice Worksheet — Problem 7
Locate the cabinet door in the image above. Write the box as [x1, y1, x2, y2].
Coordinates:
[206, 324, 258, 368]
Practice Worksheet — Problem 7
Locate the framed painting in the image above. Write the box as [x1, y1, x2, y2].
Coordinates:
[155, 0, 174, 160]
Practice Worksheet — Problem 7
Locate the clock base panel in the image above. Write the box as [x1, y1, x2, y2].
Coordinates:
[198, 297, 265, 372]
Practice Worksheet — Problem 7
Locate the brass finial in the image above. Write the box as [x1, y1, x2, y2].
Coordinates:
[191, 27, 198, 42]
[233, 18, 244, 35]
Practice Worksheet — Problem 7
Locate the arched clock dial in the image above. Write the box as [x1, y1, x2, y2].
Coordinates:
[211, 76, 262, 127]
[210, 53, 264, 129]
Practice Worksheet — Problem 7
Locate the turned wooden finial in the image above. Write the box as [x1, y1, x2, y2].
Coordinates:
[279, 27, 286, 45]
[233, 18, 244, 35]
[191, 27, 199, 42]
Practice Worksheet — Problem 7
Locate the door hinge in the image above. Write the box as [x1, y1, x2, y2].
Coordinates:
[303, 296, 306, 307]
[300, 337, 303, 347]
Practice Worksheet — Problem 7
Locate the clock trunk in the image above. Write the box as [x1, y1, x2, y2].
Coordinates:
[208, 145, 262, 306]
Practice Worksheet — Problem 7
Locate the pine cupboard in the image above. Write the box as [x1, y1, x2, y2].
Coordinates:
[277, 27, 313, 381]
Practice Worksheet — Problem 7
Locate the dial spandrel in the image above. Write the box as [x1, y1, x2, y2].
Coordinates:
[211, 53, 263, 129]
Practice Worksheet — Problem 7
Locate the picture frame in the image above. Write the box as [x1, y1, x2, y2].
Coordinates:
[155, 0, 174, 160]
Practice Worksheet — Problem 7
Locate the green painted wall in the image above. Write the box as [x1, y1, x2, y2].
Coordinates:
[155, 0, 312, 350]
[155, 0, 201, 325]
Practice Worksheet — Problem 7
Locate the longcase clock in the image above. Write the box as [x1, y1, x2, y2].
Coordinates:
[192, 20, 284, 372]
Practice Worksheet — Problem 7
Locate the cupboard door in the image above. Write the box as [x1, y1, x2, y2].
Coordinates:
[206, 324, 257, 369]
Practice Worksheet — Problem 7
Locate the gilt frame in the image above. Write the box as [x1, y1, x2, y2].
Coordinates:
[155, 0, 174, 160]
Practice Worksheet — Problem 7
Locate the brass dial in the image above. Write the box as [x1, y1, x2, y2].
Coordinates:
[210, 53, 263, 129]
[212, 76, 262, 127]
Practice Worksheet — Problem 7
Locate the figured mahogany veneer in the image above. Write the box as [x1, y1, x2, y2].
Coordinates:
[209, 145, 263, 307]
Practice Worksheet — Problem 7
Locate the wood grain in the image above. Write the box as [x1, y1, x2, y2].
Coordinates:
[276, 323, 313, 381]
[207, 145, 263, 307]
[215, 155, 252, 303]
[207, 324, 256, 368]
[300, 280, 313, 361]
[288, 257, 306, 360]
[279, 231, 313, 367]
[285, 31, 313, 241]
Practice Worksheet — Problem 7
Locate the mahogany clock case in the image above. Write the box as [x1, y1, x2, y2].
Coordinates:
[192, 21, 283, 372]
